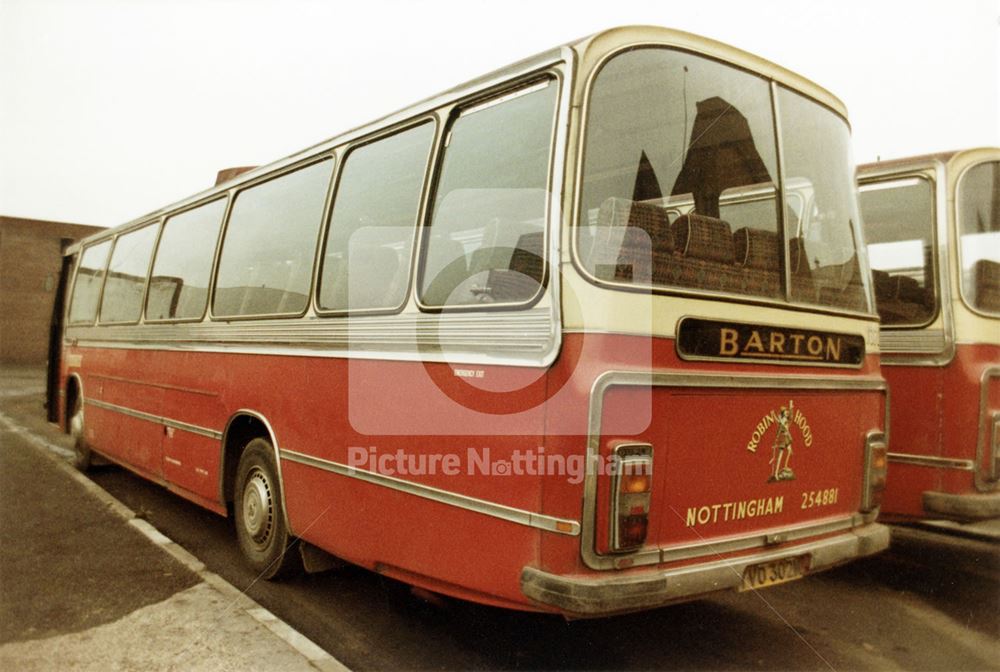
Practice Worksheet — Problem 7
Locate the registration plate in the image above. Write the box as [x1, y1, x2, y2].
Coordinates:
[740, 556, 808, 591]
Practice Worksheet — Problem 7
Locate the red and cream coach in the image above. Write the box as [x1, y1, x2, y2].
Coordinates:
[859, 148, 1000, 522]
[48, 26, 889, 617]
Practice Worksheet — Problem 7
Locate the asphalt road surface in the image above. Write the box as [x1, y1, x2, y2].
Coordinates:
[2, 374, 998, 671]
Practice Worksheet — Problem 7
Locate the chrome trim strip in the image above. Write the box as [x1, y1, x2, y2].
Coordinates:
[63, 306, 557, 366]
[279, 448, 581, 536]
[86, 398, 223, 440]
[880, 329, 948, 356]
[581, 370, 889, 570]
[887, 452, 975, 471]
[658, 515, 860, 565]
[587, 518, 871, 572]
[976, 366, 1000, 490]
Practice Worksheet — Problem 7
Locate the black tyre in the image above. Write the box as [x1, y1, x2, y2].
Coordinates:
[234, 438, 299, 579]
[69, 394, 92, 472]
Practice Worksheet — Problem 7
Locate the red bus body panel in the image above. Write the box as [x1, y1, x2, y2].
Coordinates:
[881, 343, 1000, 520]
[60, 330, 888, 614]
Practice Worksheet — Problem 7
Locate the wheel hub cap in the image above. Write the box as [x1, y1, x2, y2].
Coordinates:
[242, 469, 273, 543]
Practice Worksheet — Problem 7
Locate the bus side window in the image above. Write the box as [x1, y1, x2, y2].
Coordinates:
[99, 222, 159, 324]
[318, 121, 435, 313]
[859, 177, 937, 326]
[419, 78, 558, 308]
[146, 198, 228, 321]
[67, 240, 112, 324]
[957, 160, 1000, 314]
[213, 159, 333, 318]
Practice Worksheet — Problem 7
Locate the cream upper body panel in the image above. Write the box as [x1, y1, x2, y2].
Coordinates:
[953, 306, 1000, 346]
[561, 268, 880, 352]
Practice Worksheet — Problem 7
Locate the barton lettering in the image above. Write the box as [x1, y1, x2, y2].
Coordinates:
[718, 327, 843, 363]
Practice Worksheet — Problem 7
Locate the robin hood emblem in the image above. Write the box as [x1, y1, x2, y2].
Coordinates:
[746, 400, 813, 483]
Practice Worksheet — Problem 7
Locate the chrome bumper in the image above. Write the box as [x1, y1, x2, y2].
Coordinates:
[521, 524, 889, 617]
[923, 490, 1000, 520]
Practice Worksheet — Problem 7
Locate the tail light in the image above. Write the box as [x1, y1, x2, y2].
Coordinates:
[610, 444, 652, 552]
[862, 431, 887, 512]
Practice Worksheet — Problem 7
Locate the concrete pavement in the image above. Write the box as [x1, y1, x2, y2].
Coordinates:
[0, 368, 347, 672]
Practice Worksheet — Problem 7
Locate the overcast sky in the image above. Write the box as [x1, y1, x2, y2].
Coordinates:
[1, 0, 998, 227]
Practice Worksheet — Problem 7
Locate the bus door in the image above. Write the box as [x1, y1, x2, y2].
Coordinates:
[46, 250, 75, 423]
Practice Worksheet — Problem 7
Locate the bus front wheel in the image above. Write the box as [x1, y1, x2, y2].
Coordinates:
[234, 438, 298, 579]
[69, 395, 92, 472]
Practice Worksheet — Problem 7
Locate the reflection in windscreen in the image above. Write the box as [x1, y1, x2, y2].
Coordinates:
[578, 48, 870, 313]
[578, 48, 782, 300]
[777, 87, 869, 312]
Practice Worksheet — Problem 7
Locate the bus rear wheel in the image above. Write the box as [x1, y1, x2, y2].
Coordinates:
[234, 438, 298, 579]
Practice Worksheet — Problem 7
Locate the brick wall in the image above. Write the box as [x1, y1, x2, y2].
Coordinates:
[1, 216, 104, 364]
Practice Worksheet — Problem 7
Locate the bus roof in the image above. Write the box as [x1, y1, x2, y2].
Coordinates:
[858, 151, 961, 174]
[570, 25, 847, 118]
[858, 147, 1000, 176]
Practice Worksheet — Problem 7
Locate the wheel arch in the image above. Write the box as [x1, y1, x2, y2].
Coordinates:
[219, 409, 292, 534]
[65, 372, 84, 433]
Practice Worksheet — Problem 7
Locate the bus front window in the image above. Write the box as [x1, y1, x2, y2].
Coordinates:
[577, 48, 871, 314]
